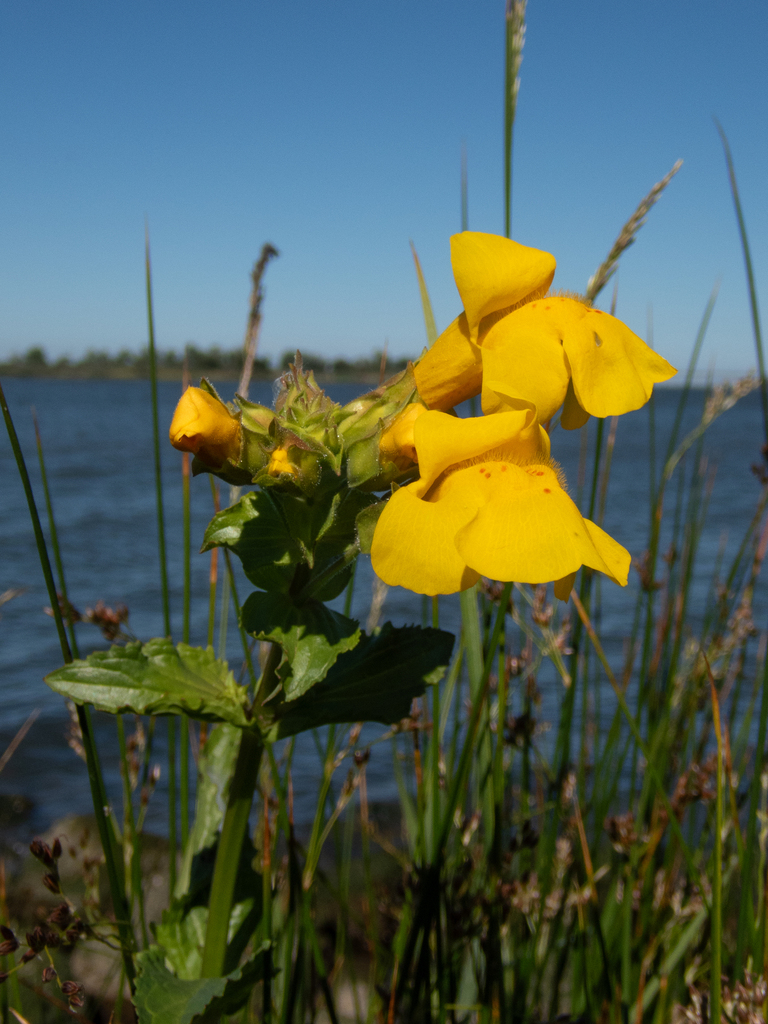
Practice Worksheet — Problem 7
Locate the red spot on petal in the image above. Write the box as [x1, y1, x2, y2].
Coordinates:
[501, 465, 507, 471]
[544, 488, 551, 493]
[545, 305, 551, 310]
[485, 472, 491, 479]
[594, 309, 603, 314]
[536, 471, 544, 476]
[478, 466, 485, 472]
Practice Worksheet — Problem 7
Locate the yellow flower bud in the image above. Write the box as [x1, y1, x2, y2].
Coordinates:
[169, 387, 241, 468]
[379, 404, 426, 468]
[268, 447, 298, 478]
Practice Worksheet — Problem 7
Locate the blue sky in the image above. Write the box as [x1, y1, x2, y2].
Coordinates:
[0, 1, 766, 377]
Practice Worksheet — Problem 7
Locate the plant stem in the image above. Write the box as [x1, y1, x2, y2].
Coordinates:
[716, 121, 768, 450]
[181, 443, 191, 846]
[32, 409, 79, 657]
[200, 727, 263, 978]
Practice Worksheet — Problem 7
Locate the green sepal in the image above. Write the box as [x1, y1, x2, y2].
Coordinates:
[355, 500, 386, 554]
[241, 592, 360, 700]
[335, 365, 416, 443]
[44, 640, 251, 727]
[202, 489, 300, 594]
[133, 943, 269, 1024]
[268, 623, 455, 739]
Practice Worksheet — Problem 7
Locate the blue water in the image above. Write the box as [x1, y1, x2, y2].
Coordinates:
[1, 377, 766, 842]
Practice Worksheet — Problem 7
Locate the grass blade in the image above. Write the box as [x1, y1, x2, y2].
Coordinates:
[0, 377, 137, 988]
[715, 120, 768, 451]
[410, 241, 438, 347]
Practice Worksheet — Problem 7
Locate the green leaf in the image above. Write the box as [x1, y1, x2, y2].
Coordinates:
[270, 624, 454, 739]
[202, 489, 300, 593]
[45, 640, 250, 727]
[133, 944, 268, 1024]
[241, 592, 360, 700]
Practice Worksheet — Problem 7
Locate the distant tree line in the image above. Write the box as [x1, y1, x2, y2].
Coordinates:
[0, 345, 412, 382]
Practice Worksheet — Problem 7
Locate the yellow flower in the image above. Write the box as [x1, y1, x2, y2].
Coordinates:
[169, 386, 241, 468]
[413, 231, 676, 425]
[414, 232, 556, 410]
[370, 407, 630, 598]
[480, 294, 676, 426]
[268, 447, 298, 478]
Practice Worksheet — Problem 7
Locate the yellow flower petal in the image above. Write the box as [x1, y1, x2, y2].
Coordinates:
[169, 386, 241, 468]
[480, 308, 570, 422]
[448, 463, 628, 585]
[450, 232, 556, 342]
[563, 304, 677, 417]
[379, 403, 427, 466]
[370, 485, 480, 595]
[583, 519, 631, 586]
[412, 408, 550, 495]
[413, 313, 482, 411]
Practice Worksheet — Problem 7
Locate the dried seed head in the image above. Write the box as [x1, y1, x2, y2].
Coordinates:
[26, 926, 46, 952]
[61, 979, 85, 1006]
[0, 936, 19, 956]
[63, 926, 82, 946]
[42, 965, 57, 982]
[20, 949, 37, 964]
[47, 904, 73, 929]
[29, 839, 54, 868]
[0, 926, 15, 942]
[51, 838, 62, 860]
[42, 873, 61, 895]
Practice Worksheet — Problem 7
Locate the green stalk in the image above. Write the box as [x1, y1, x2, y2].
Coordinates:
[410, 242, 438, 347]
[716, 121, 768, 449]
[32, 410, 79, 657]
[223, 550, 260, 694]
[200, 727, 263, 977]
[708, 669, 723, 1024]
[181, 444, 191, 845]
[206, 476, 221, 718]
[0, 378, 137, 988]
[262, 789, 273, 1024]
[144, 232, 177, 891]
[144, 230, 172, 639]
[167, 718, 177, 894]
[342, 558, 357, 618]
[504, 0, 526, 237]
